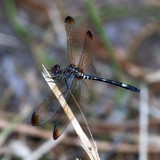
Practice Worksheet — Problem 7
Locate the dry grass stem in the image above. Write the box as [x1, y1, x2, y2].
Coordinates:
[41, 65, 100, 160]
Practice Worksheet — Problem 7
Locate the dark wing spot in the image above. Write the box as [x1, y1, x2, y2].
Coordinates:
[65, 16, 75, 24]
[31, 112, 39, 126]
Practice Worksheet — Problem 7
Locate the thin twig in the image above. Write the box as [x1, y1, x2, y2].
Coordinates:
[0, 119, 51, 139]
[139, 85, 149, 160]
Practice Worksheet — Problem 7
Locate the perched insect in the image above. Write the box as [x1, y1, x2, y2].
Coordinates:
[31, 16, 140, 139]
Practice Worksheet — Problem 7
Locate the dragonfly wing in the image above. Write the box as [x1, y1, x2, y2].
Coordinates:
[78, 30, 96, 75]
[31, 91, 64, 126]
[65, 16, 77, 65]
[51, 104, 69, 139]
[31, 75, 88, 140]
[52, 77, 88, 139]
[31, 90, 70, 140]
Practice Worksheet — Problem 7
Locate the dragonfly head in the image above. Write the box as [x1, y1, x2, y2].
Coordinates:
[50, 64, 62, 76]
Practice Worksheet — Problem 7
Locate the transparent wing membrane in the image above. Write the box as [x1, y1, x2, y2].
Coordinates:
[32, 74, 88, 139]
[65, 16, 77, 65]
[78, 30, 96, 75]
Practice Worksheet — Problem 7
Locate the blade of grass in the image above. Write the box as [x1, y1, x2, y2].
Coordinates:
[5, 0, 54, 68]
[5, 0, 32, 43]
[42, 65, 100, 160]
[84, 0, 122, 79]
[84, 0, 140, 105]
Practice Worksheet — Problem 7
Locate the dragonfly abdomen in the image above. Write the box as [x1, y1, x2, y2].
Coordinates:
[82, 74, 140, 92]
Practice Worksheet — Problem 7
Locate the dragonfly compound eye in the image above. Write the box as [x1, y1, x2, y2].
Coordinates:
[51, 64, 61, 75]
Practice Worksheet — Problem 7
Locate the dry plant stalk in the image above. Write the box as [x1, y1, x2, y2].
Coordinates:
[42, 65, 100, 160]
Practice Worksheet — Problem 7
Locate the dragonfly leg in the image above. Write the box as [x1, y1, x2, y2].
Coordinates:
[58, 78, 69, 99]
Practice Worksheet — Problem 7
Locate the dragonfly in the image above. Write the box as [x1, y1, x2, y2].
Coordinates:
[31, 16, 140, 140]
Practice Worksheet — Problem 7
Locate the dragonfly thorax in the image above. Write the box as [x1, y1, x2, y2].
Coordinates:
[63, 64, 83, 79]
[65, 64, 75, 72]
